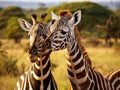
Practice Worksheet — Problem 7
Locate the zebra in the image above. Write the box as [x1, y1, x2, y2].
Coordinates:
[14, 13, 57, 90]
[37, 10, 120, 90]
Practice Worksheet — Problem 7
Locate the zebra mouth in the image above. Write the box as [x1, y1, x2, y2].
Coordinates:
[28, 49, 52, 62]
[28, 54, 38, 62]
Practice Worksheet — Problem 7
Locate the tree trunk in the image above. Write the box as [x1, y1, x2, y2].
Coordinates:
[105, 35, 110, 45]
[115, 36, 118, 43]
[14, 38, 21, 44]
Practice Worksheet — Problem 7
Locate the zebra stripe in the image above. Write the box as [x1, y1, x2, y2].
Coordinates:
[14, 54, 57, 90]
[65, 37, 120, 90]
[106, 70, 120, 90]
[45, 10, 120, 90]
[17, 14, 57, 90]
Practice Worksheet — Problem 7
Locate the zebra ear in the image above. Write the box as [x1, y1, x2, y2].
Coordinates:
[18, 18, 32, 31]
[69, 10, 81, 26]
[51, 11, 58, 20]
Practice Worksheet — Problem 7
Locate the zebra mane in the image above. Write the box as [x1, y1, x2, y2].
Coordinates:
[74, 26, 92, 67]
[58, 10, 72, 19]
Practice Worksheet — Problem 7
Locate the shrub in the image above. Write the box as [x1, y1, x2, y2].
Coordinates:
[0, 41, 19, 76]
[3, 17, 24, 43]
[114, 42, 120, 53]
[21, 42, 29, 52]
[86, 38, 101, 47]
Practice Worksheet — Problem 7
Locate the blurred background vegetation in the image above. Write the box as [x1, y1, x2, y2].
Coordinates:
[0, 1, 120, 90]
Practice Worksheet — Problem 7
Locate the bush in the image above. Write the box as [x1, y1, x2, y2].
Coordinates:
[3, 17, 24, 43]
[21, 42, 29, 52]
[86, 38, 101, 47]
[114, 42, 120, 53]
[0, 6, 26, 32]
[0, 41, 19, 76]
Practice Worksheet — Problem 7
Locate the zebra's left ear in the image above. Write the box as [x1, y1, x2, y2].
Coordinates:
[69, 10, 81, 26]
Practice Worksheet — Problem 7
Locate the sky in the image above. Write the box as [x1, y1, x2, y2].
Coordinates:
[0, 0, 120, 3]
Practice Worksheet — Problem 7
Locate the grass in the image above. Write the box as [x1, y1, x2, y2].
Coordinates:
[0, 76, 17, 90]
[51, 50, 70, 90]
[0, 39, 120, 90]
[86, 47, 120, 76]
[50, 47, 120, 90]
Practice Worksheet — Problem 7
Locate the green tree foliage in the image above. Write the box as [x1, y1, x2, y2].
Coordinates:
[3, 17, 24, 43]
[96, 14, 120, 45]
[115, 9, 120, 17]
[46, 2, 112, 31]
[2, 6, 24, 17]
[115, 9, 120, 38]
[106, 15, 120, 42]
[0, 6, 26, 37]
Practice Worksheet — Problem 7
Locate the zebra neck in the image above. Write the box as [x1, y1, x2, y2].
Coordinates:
[29, 54, 52, 90]
[66, 39, 91, 89]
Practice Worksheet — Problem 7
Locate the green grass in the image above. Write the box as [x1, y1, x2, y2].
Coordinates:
[0, 39, 120, 90]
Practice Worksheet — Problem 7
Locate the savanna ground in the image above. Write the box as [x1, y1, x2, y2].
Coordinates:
[0, 38, 120, 90]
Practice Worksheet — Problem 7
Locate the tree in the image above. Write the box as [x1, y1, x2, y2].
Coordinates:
[115, 9, 120, 17]
[3, 17, 24, 43]
[115, 9, 120, 39]
[1, 6, 26, 21]
[0, 6, 26, 37]
[96, 14, 120, 44]
[106, 15, 120, 43]
[45, 2, 112, 31]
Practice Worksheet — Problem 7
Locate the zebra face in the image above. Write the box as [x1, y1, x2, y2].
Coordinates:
[44, 10, 82, 51]
[18, 14, 51, 62]
[28, 34, 51, 62]
[28, 22, 50, 56]
[50, 17, 70, 50]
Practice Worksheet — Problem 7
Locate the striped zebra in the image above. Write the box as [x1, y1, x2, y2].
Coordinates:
[106, 70, 120, 90]
[14, 13, 57, 90]
[39, 10, 120, 90]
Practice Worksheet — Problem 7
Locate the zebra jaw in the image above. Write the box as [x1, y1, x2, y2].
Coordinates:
[28, 54, 38, 62]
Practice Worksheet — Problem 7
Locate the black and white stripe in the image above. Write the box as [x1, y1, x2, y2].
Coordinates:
[106, 70, 120, 90]
[14, 53, 57, 90]
[17, 14, 57, 90]
[65, 39, 118, 90]
[44, 11, 120, 90]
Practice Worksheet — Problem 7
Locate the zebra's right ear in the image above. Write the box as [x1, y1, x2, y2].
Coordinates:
[18, 18, 32, 31]
[51, 11, 58, 20]
[69, 10, 81, 26]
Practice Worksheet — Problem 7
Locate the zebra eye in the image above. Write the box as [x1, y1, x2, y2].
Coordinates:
[51, 19, 56, 24]
[61, 30, 67, 34]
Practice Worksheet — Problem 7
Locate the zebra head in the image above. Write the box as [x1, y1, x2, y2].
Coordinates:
[43, 10, 81, 51]
[18, 13, 51, 62]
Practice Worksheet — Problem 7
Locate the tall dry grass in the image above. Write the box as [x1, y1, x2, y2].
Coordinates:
[0, 39, 120, 90]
